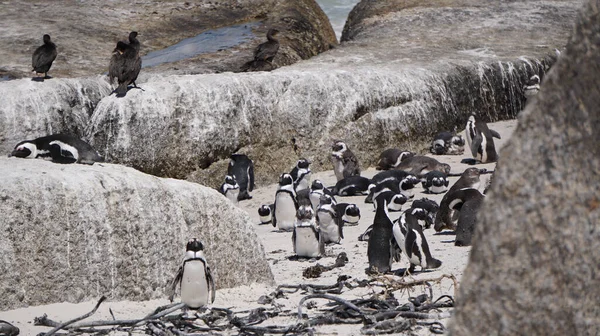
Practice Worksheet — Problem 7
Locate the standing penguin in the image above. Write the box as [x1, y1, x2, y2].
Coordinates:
[367, 191, 399, 274]
[447, 188, 485, 246]
[331, 141, 360, 181]
[394, 208, 442, 273]
[410, 198, 440, 229]
[464, 115, 502, 164]
[227, 154, 255, 201]
[289, 158, 311, 192]
[434, 167, 482, 232]
[273, 173, 298, 231]
[219, 175, 240, 204]
[9, 134, 103, 165]
[292, 200, 325, 258]
[376, 148, 415, 170]
[421, 171, 450, 194]
[32, 34, 57, 80]
[170, 238, 216, 309]
[309, 179, 335, 210]
[317, 194, 343, 244]
[430, 131, 465, 155]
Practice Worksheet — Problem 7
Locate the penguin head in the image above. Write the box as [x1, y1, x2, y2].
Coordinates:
[319, 194, 335, 207]
[391, 193, 408, 206]
[398, 151, 415, 163]
[129, 31, 139, 40]
[370, 182, 392, 202]
[279, 173, 294, 186]
[331, 141, 347, 153]
[345, 204, 360, 218]
[296, 203, 314, 221]
[9, 141, 37, 158]
[43, 34, 51, 44]
[528, 75, 540, 85]
[113, 41, 129, 54]
[451, 135, 465, 147]
[224, 175, 238, 187]
[411, 198, 440, 214]
[462, 167, 481, 182]
[297, 158, 310, 169]
[373, 190, 395, 210]
[311, 179, 324, 191]
[258, 204, 272, 217]
[430, 139, 446, 155]
[185, 238, 205, 260]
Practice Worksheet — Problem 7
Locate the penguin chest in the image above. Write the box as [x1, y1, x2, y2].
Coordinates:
[342, 214, 360, 226]
[392, 222, 406, 255]
[428, 185, 447, 194]
[406, 231, 427, 268]
[275, 193, 296, 231]
[181, 260, 210, 309]
[319, 213, 340, 243]
[309, 192, 322, 210]
[296, 173, 311, 192]
[225, 189, 239, 203]
[332, 158, 345, 181]
[294, 226, 321, 258]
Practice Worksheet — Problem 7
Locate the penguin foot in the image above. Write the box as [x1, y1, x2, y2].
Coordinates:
[32, 76, 45, 82]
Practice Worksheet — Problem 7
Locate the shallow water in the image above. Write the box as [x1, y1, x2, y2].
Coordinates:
[315, 0, 361, 41]
[141, 22, 260, 68]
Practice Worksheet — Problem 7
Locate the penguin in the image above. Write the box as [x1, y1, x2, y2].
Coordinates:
[430, 131, 465, 155]
[398, 174, 421, 199]
[394, 208, 442, 273]
[388, 193, 408, 212]
[170, 238, 216, 309]
[292, 199, 325, 258]
[317, 194, 343, 244]
[331, 175, 371, 196]
[0, 320, 19, 336]
[309, 179, 335, 210]
[336, 203, 361, 226]
[289, 158, 311, 192]
[410, 198, 440, 229]
[523, 75, 540, 98]
[434, 167, 482, 232]
[273, 173, 298, 231]
[218, 175, 239, 204]
[447, 188, 485, 246]
[376, 148, 415, 170]
[227, 154, 255, 201]
[331, 140, 360, 181]
[367, 190, 400, 274]
[364, 179, 399, 204]
[9, 134, 103, 164]
[257, 204, 274, 225]
[396, 155, 451, 176]
[360, 183, 400, 241]
[32, 34, 57, 80]
[421, 171, 450, 194]
[464, 115, 501, 164]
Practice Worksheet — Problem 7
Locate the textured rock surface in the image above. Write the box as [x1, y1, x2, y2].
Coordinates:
[0, 157, 273, 310]
[448, 1, 600, 334]
[0, 0, 336, 78]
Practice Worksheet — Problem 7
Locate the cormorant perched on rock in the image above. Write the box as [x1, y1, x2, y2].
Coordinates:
[32, 34, 57, 80]
[108, 32, 142, 97]
[241, 28, 280, 72]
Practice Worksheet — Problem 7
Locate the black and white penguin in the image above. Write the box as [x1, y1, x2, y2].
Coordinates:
[289, 158, 311, 192]
[257, 204, 274, 225]
[430, 131, 465, 155]
[367, 191, 400, 274]
[336, 203, 361, 226]
[9, 134, 103, 164]
[388, 193, 408, 212]
[393, 208, 442, 273]
[331, 140, 360, 181]
[464, 115, 501, 164]
[170, 238, 216, 309]
[273, 173, 298, 231]
[376, 148, 415, 170]
[219, 175, 240, 204]
[523, 75, 540, 98]
[396, 156, 451, 176]
[292, 200, 325, 258]
[398, 174, 420, 199]
[309, 179, 335, 210]
[421, 171, 450, 194]
[32, 34, 57, 80]
[434, 167, 482, 232]
[331, 175, 371, 196]
[447, 188, 485, 246]
[317, 194, 343, 244]
[410, 198, 440, 229]
[228, 154, 255, 201]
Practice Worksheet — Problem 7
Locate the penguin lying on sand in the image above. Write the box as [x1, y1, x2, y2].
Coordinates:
[228, 154, 255, 200]
[9, 134, 103, 164]
[0, 320, 19, 336]
[430, 131, 465, 155]
[170, 238, 215, 309]
[396, 156, 451, 176]
[258, 204, 274, 225]
[376, 148, 415, 170]
[331, 175, 371, 196]
[336, 203, 361, 226]
[421, 171, 450, 194]
[331, 141, 360, 181]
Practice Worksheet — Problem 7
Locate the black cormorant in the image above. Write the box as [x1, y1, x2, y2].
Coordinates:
[32, 34, 57, 79]
[108, 32, 142, 97]
[128, 31, 140, 54]
[241, 28, 280, 72]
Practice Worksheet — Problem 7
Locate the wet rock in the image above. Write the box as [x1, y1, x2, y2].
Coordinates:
[0, 158, 274, 310]
[448, 0, 600, 334]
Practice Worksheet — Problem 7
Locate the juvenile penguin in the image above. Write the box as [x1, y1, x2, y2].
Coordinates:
[430, 131, 465, 155]
[394, 208, 442, 273]
[258, 204, 274, 225]
[397, 156, 451, 176]
[367, 191, 399, 274]
[292, 200, 325, 258]
[170, 238, 216, 308]
[32, 34, 57, 80]
[523, 75, 540, 98]
[309, 179, 335, 210]
[447, 188, 485, 246]
[289, 158, 311, 192]
[434, 167, 482, 232]
[219, 175, 240, 204]
[331, 141, 360, 181]
[421, 171, 450, 194]
[331, 175, 371, 196]
[9, 134, 103, 164]
[464, 115, 501, 164]
[273, 173, 298, 231]
[376, 148, 415, 170]
[336, 203, 361, 226]
[317, 194, 343, 244]
[228, 154, 255, 201]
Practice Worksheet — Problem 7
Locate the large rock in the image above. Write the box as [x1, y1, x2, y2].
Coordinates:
[0, 157, 273, 310]
[0, 0, 336, 78]
[448, 1, 600, 334]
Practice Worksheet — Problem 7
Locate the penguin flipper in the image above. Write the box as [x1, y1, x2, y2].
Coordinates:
[490, 129, 502, 139]
[169, 266, 184, 302]
[405, 229, 417, 260]
[207, 266, 216, 304]
[272, 202, 277, 227]
[248, 163, 255, 192]
[318, 228, 326, 256]
[292, 229, 297, 254]
[471, 136, 483, 158]
[391, 237, 402, 262]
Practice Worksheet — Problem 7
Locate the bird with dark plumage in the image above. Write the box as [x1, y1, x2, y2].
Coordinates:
[241, 29, 280, 71]
[32, 34, 57, 80]
[108, 32, 142, 97]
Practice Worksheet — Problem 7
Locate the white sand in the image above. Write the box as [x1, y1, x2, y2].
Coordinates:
[0, 119, 517, 335]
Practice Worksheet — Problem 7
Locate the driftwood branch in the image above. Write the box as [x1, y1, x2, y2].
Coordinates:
[42, 296, 106, 336]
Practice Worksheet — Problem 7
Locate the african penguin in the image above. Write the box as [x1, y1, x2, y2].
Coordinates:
[336, 203, 361, 226]
[258, 204, 274, 225]
[0, 320, 19, 336]
[289, 158, 311, 192]
[430, 131, 465, 155]
[367, 190, 400, 274]
[273, 173, 298, 231]
[434, 167, 482, 232]
[447, 188, 485, 246]
[396, 155, 451, 176]
[9, 134, 103, 164]
[376, 148, 415, 170]
[331, 140, 360, 181]
[464, 115, 501, 164]
[331, 175, 371, 196]
[359, 182, 401, 240]
[292, 199, 325, 258]
[523, 75, 540, 98]
[388, 194, 408, 212]
[394, 208, 442, 273]
[421, 171, 450, 194]
[317, 194, 343, 244]
[227, 154, 255, 200]
[365, 170, 412, 204]
[410, 198, 440, 229]
[398, 174, 420, 199]
[219, 175, 240, 204]
[309, 179, 335, 210]
[170, 238, 216, 309]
